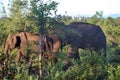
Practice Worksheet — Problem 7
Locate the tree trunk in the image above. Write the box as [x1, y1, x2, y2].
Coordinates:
[39, 35, 43, 80]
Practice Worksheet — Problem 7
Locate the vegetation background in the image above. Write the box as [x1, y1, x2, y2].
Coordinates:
[0, 0, 120, 80]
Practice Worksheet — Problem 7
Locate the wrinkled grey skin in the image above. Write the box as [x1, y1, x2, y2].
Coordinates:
[4, 32, 55, 62]
[52, 22, 106, 70]
[66, 22, 106, 58]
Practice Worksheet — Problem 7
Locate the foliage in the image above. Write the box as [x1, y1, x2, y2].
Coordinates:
[28, 0, 59, 33]
[9, 0, 29, 32]
[87, 11, 104, 25]
[1, 48, 120, 80]
[0, 0, 120, 80]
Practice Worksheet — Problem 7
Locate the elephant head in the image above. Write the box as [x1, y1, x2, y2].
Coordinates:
[4, 32, 61, 63]
[4, 34, 18, 57]
[4, 32, 28, 60]
[4, 33, 49, 60]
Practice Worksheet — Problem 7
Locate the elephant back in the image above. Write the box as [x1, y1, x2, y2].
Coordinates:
[24, 32, 40, 42]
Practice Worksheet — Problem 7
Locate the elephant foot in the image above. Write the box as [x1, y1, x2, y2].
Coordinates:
[63, 60, 72, 71]
[3, 59, 8, 68]
[44, 54, 58, 64]
[52, 57, 57, 64]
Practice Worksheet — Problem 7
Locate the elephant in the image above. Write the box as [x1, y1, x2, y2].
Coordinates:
[4, 22, 106, 70]
[4, 32, 25, 60]
[50, 22, 106, 70]
[4, 32, 59, 63]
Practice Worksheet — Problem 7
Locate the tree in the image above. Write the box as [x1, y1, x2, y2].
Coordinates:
[0, 2, 7, 18]
[29, 0, 58, 79]
[28, 0, 58, 33]
[87, 11, 104, 25]
[104, 17, 116, 26]
[115, 17, 120, 26]
[9, 0, 28, 32]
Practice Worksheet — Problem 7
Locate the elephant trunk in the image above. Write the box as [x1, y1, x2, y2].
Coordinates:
[4, 34, 13, 58]
[4, 43, 10, 65]
[4, 44, 9, 59]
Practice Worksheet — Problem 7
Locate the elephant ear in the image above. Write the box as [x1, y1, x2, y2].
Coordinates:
[41, 35, 47, 50]
[46, 36, 53, 50]
[42, 35, 53, 51]
[42, 35, 47, 42]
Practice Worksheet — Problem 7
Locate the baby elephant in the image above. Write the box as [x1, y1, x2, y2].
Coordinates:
[4, 32, 60, 63]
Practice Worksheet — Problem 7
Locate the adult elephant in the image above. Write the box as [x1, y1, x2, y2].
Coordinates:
[52, 22, 106, 70]
[4, 32, 57, 62]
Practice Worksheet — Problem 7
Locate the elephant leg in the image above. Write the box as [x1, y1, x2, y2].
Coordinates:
[16, 49, 22, 62]
[21, 51, 29, 63]
[67, 47, 79, 59]
[48, 40, 61, 64]
[19, 48, 29, 63]
[44, 52, 58, 64]
[63, 47, 79, 70]
[51, 53, 58, 64]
